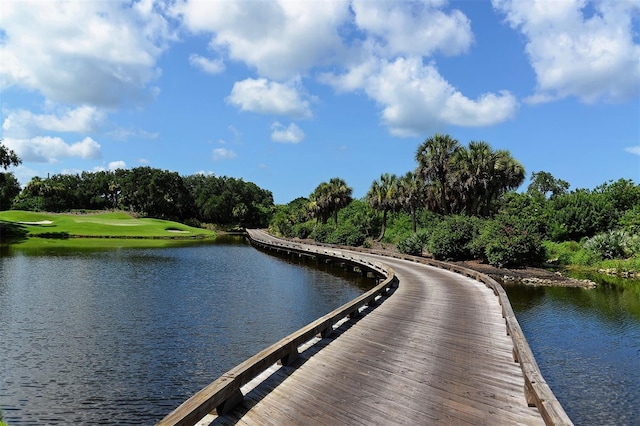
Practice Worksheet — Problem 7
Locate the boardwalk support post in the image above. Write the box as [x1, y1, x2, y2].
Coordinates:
[279, 348, 299, 366]
[216, 388, 244, 415]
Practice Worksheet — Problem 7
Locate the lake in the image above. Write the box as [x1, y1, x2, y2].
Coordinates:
[504, 276, 640, 425]
[1, 237, 638, 425]
[0, 236, 375, 424]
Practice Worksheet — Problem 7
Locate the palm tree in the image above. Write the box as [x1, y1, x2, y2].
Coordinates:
[367, 173, 399, 241]
[452, 141, 494, 215]
[310, 178, 353, 225]
[327, 177, 353, 225]
[415, 133, 461, 215]
[397, 171, 424, 233]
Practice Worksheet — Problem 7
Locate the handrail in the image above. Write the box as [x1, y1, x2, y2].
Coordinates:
[156, 230, 397, 426]
[297, 240, 573, 426]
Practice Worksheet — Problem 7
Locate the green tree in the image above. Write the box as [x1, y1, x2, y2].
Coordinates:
[309, 177, 352, 226]
[527, 171, 569, 200]
[367, 173, 399, 241]
[0, 172, 21, 210]
[0, 139, 21, 170]
[397, 171, 424, 233]
[415, 133, 461, 215]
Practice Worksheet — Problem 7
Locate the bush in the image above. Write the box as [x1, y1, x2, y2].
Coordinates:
[583, 230, 634, 259]
[476, 215, 545, 268]
[311, 223, 333, 243]
[428, 215, 481, 260]
[327, 223, 366, 246]
[292, 222, 314, 239]
[397, 229, 430, 256]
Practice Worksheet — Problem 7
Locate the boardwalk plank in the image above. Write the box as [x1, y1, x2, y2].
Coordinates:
[202, 238, 545, 426]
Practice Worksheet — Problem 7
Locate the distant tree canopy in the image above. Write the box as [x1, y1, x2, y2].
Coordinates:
[268, 133, 639, 268]
[11, 167, 274, 227]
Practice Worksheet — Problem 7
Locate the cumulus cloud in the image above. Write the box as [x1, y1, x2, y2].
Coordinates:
[108, 160, 127, 170]
[324, 57, 517, 137]
[172, 0, 519, 134]
[2, 106, 105, 138]
[0, 0, 175, 107]
[212, 147, 236, 161]
[351, 0, 473, 57]
[492, 0, 640, 103]
[4, 136, 101, 163]
[227, 78, 312, 118]
[171, 0, 350, 80]
[189, 54, 225, 74]
[271, 122, 305, 143]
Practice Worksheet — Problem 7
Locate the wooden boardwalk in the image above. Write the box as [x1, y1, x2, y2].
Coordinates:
[192, 234, 546, 425]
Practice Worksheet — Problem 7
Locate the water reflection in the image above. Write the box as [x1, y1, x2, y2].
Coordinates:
[504, 279, 640, 425]
[0, 237, 375, 425]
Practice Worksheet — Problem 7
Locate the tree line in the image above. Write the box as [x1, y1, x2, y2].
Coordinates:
[270, 134, 640, 268]
[0, 142, 273, 228]
[2, 136, 638, 269]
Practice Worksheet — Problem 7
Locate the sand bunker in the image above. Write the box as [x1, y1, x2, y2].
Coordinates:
[167, 229, 190, 233]
[19, 220, 54, 225]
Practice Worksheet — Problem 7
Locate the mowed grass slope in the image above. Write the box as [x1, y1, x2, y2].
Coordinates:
[0, 211, 216, 239]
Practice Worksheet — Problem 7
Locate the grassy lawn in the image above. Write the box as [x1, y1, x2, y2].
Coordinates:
[0, 210, 217, 240]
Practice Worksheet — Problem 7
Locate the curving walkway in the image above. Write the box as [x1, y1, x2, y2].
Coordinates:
[199, 232, 546, 425]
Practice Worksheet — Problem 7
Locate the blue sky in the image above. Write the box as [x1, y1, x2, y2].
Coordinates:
[1, 0, 638, 204]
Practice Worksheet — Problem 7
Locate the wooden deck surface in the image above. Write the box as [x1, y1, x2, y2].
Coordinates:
[198, 244, 544, 425]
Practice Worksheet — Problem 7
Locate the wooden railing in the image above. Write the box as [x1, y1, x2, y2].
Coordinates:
[156, 230, 398, 426]
[301, 241, 573, 426]
[158, 230, 571, 426]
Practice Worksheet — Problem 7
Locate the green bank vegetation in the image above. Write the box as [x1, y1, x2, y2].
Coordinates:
[1, 136, 638, 278]
[270, 134, 640, 276]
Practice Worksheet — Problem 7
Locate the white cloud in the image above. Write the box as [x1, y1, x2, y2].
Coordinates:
[325, 57, 517, 137]
[108, 160, 127, 170]
[189, 54, 225, 74]
[2, 106, 105, 138]
[4, 136, 101, 163]
[271, 122, 305, 143]
[212, 147, 236, 161]
[227, 78, 312, 118]
[625, 146, 640, 156]
[351, 0, 473, 57]
[492, 0, 640, 103]
[171, 0, 350, 80]
[0, 0, 175, 107]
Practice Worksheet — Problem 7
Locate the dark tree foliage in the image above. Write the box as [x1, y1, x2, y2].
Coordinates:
[11, 167, 274, 226]
[415, 135, 525, 217]
[527, 171, 569, 199]
[0, 140, 21, 170]
[0, 172, 21, 210]
[549, 189, 616, 241]
[184, 174, 273, 227]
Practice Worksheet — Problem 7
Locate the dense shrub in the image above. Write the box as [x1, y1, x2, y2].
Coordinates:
[583, 230, 635, 260]
[292, 222, 314, 239]
[427, 215, 481, 260]
[311, 223, 333, 243]
[327, 223, 366, 246]
[475, 216, 545, 268]
[397, 229, 430, 256]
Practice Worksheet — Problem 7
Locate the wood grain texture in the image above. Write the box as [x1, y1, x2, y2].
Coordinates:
[203, 246, 545, 426]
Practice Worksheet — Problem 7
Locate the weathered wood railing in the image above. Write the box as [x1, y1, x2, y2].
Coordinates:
[156, 230, 398, 426]
[298, 239, 573, 426]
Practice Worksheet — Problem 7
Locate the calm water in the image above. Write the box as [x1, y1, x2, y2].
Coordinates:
[2, 239, 639, 425]
[0, 236, 375, 425]
[504, 278, 640, 426]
